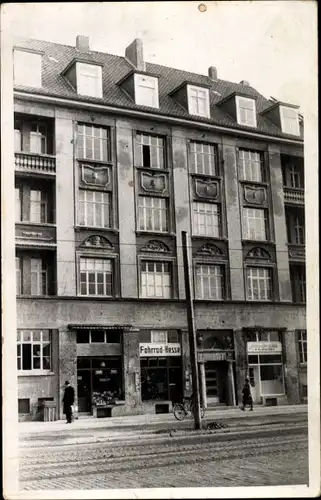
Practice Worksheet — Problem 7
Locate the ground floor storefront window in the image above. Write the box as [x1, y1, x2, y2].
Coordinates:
[140, 357, 182, 403]
[77, 357, 123, 412]
[248, 354, 285, 402]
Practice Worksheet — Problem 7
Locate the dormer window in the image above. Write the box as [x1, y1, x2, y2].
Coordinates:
[187, 85, 210, 118]
[236, 96, 257, 127]
[76, 62, 102, 98]
[280, 106, 300, 136]
[13, 50, 42, 88]
[134, 74, 159, 108]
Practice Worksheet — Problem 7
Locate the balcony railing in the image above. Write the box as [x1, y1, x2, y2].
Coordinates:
[15, 222, 56, 246]
[15, 152, 56, 174]
[283, 187, 304, 204]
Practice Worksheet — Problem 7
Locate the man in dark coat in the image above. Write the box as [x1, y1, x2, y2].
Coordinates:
[241, 378, 253, 411]
[63, 381, 75, 423]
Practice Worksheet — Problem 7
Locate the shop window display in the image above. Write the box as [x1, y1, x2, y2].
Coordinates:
[140, 357, 182, 403]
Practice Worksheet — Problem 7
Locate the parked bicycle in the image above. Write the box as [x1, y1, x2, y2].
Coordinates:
[173, 396, 205, 421]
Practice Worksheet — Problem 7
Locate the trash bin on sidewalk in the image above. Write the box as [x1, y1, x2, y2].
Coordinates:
[43, 400, 57, 422]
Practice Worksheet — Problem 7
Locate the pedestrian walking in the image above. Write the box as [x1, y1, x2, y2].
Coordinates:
[241, 378, 253, 411]
[63, 381, 75, 423]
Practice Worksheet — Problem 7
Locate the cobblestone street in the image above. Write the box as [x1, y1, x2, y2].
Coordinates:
[19, 411, 309, 490]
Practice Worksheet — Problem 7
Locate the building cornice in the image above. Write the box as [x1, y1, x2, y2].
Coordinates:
[14, 90, 304, 146]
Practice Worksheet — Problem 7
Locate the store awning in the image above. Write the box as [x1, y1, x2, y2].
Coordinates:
[68, 324, 132, 331]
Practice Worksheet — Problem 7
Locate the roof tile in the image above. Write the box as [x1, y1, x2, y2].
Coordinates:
[13, 38, 302, 141]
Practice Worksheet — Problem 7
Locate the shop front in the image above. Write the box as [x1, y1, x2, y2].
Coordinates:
[74, 326, 124, 414]
[77, 357, 123, 412]
[139, 330, 183, 406]
[246, 337, 285, 405]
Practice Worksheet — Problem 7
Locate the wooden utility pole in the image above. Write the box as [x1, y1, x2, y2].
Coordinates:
[182, 231, 202, 430]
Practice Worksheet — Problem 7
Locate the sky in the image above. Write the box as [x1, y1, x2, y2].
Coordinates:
[1, 1, 318, 115]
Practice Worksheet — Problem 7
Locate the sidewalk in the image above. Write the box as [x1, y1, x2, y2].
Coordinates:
[19, 404, 307, 436]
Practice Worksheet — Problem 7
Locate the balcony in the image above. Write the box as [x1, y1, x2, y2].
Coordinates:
[283, 187, 304, 205]
[288, 243, 305, 262]
[15, 222, 56, 248]
[15, 152, 56, 175]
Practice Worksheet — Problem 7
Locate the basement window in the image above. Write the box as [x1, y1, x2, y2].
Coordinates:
[18, 399, 30, 414]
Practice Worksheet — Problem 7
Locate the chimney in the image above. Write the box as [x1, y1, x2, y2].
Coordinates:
[240, 80, 250, 86]
[125, 39, 145, 71]
[208, 66, 218, 81]
[76, 35, 90, 53]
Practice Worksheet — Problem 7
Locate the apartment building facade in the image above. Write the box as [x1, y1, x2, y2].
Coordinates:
[13, 36, 306, 421]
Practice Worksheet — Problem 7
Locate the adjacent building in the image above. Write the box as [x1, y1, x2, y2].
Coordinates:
[13, 36, 306, 421]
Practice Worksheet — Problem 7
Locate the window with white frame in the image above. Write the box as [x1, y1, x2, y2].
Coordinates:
[243, 208, 267, 240]
[151, 330, 168, 343]
[294, 215, 305, 244]
[134, 74, 159, 108]
[247, 267, 272, 301]
[187, 85, 210, 118]
[196, 264, 224, 299]
[190, 142, 217, 176]
[76, 62, 103, 98]
[16, 257, 21, 295]
[17, 329, 51, 371]
[193, 202, 221, 237]
[280, 106, 300, 136]
[79, 190, 111, 228]
[76, 124, 109, 162]
[30, 190, 48, 223]
[141, 261, 171, 298]
[247, 330, 280, 342]
[135, 133, 165, 169]
[30, 123, 47, 154]
[13, 50, 42, 88]
[15, 187, 21, 222]
[239, 149, 263, 182]
[14, 122, 22, 151]
[30, 259, 48, 295]
[289, 165, 303, 188]
[297, 330, 307, 364]
[138, 196, 168, 232]
[30, 258, 48, 295]
[79, 257, 113, 296]
[236, 96, 257, 127]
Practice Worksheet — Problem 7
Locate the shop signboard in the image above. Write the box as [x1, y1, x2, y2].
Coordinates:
[198, 351, 227, 362]
[139, 343, 181, 357]
[247, 341, 282, 354]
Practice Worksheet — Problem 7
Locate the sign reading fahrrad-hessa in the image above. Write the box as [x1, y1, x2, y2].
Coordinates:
[139, 343, 181, 357]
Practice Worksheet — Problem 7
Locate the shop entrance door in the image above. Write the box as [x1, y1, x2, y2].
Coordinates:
[205, 361, 219, 403]
[77, 370, 91, 412]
